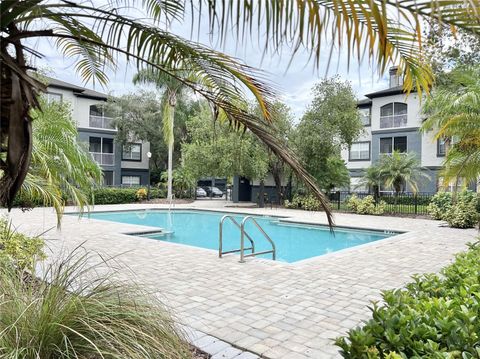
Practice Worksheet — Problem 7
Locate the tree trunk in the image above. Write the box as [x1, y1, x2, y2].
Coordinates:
[166, 94, 176, 201]
[258, 179, 265, 208]
[167, 136, 174, 200]
[272, 169, 283, 205]
[0, 24, 44, 208]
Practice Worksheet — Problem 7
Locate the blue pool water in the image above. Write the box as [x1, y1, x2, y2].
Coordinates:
[86, 210, 395, 263]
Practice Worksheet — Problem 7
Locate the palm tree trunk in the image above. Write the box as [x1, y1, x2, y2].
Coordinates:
[166, 104, 175, 201]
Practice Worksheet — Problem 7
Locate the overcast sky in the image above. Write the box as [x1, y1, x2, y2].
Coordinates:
[32, 8, 391, 119]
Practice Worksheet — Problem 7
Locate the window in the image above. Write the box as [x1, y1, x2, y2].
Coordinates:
[102, 171, 114, 186]
[380, 136, 407, 154]
[89, 104, 114, 129]
[437, 137, 448, 157]
[122, 175, 140, 186]
[122, 143, 142, 161]
[380, 102, 407, 129]
[89, 137, 114, 165]
[349, 142, 370, 161]
[359, 108, 371, 126]
[46, 92, 62, 103]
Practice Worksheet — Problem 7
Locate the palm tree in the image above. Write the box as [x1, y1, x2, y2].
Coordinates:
[422, 66, 480, 188]
[357, 164, 383, 198]
[21, 97, 102, 224]
[378, 151, 430, 195]
[133, 69, 190, 201]
[2, 1, 480, 226]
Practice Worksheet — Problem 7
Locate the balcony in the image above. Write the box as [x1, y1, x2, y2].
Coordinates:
[380, 114, 407, 129]
[89, 115, 115, 129]
[90, 152, 114, 166]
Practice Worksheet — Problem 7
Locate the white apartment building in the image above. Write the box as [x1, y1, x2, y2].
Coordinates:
[341, 67, 456, 194]
[45, 77, 151, 186]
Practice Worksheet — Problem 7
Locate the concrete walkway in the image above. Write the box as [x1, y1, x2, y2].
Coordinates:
[4, 203, 477, 358]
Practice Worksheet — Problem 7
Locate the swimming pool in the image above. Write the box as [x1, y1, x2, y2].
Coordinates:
[86, 210, 396, 263]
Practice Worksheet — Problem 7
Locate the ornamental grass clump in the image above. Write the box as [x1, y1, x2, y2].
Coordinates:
[0, 249, 191, 359]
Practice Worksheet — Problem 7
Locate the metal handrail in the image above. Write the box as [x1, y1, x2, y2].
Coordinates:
[219, 215, 255, 258]
[240, 216, 276, 263]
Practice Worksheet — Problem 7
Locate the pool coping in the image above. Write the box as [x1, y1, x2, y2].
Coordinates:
[68, 206, 410, 266]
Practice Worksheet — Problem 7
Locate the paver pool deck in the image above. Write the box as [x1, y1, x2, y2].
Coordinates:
[4, 202, 478, 358]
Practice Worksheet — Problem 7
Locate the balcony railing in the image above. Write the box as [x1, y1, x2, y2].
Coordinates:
[90, 152, 114, 165]
[89, 115, 115, 129]
[380, 114, 407, 129]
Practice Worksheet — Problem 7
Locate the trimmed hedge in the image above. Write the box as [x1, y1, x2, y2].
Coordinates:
[379, 194, 432, 206]
[92, 187, 166, 205]
[336, 241, 480, 358]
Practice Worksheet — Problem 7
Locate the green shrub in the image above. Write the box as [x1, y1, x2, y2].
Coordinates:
[92, 187, 166, 205]
[92, 187, 137, 204]
[0, 249, 190, 358]
[0, 218, 45, 271]
[136, 188, 148, 201]
[445, 192, 479, 228]
[336, 241, 480, 358]
[427, 191, 453, 220]
[380, 194, 431, 206]
[284, 194, 322, 211]
[346, 195, 385, 215]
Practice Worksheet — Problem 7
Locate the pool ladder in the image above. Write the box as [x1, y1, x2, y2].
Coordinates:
[219, 215, 276, 262]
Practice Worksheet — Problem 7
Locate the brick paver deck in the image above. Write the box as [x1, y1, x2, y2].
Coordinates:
[4, 202, 477, 358]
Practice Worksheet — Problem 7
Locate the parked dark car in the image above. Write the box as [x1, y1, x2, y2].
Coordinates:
[204, 186, 223, 197]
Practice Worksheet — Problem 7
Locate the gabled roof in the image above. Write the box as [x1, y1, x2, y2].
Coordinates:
[365, 85, 416, 99]
[45, 76, 109, 100]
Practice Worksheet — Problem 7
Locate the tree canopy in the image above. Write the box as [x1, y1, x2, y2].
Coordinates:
[181, 104, 269, 181]
[293, 77, 363, 191]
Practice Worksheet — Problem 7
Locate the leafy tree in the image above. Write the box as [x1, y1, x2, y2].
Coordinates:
[425, 21, 480, 75]
[2, 1, 479, 223]
[252, 101, 294, 202]
[377, 151, 430, 195]
[293, 77, 363, 191]
[422, 66, 480, 188]
[105, 92, 198, 185]
[160, 168, 196, 199]
[20, 98, 102, 223]
[181, 104, 269, 182]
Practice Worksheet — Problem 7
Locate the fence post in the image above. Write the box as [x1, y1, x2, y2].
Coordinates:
[414, 193, 418, 215]
[337, 191, 341, 210]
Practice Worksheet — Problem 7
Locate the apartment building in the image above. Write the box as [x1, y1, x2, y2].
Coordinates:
[45, 77, 150, 186]
[341, 67, 448, 194]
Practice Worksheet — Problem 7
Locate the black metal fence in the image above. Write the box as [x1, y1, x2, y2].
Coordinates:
[328, 191, 434, 216]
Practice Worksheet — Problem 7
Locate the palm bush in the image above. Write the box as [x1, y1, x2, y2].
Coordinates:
[378, 151, 430, 195]
[17, 97, 102, 223]
[0, 249, 191, 359]
[422, 66, 480, 186]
